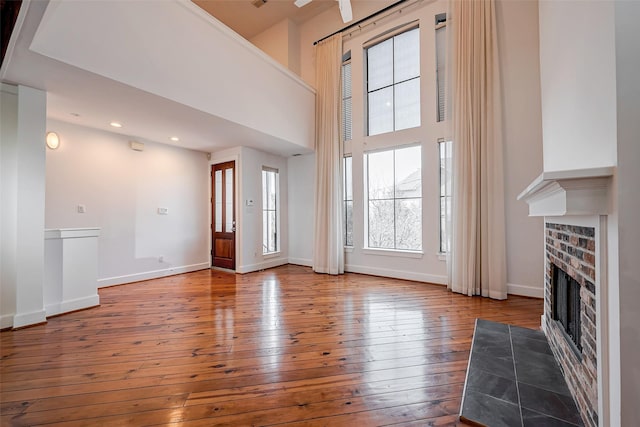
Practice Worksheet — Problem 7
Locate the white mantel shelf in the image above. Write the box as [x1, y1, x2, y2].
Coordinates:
[517, 167, 614, 217]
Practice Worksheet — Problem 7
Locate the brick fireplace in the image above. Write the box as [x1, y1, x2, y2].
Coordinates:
[545, 222, 598, 426]
[518, 167, 614, 427]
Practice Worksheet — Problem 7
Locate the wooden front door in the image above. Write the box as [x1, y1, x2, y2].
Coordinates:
[211, 161, 236, 270]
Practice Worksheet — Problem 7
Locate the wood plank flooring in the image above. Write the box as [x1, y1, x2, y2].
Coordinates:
[1, 265, 542, 426]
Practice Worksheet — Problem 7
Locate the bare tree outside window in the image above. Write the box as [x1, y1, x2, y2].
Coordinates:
[366, 145, 422, 251]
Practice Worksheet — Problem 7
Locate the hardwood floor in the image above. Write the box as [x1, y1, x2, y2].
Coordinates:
[1, 265, 542, 426]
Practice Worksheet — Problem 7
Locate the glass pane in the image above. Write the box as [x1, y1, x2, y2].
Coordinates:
[440, 197, 447, 253]
[368, 87, 394, 136]
[342, 98, 352, 141]
[268, 172, 277, 210]
[394, 28, 420, 83]
[225, 168, 233, 232]
[395, 198, 422, 250]
[262, 210, 269, 254]
[268, 210, 277, 252]
[367, 38, 393, 91]
[368, 200, 394, 249]
[345, 156, 352, 201]
[367, 150, 394, 199]
[436, 25, 446, 122]
[345, 200, 353, 246]
[262, 170, 268, 210]
[395, 145, 421, 198]
[394, 78, 421, 131]
[342, 62, 352, 98]
[214, 170, 222, 232]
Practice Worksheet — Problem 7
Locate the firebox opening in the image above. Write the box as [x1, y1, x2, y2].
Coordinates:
[552, 263, 582, 358]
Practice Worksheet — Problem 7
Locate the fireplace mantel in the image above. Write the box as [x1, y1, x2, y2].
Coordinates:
[517, 167, 614, 217]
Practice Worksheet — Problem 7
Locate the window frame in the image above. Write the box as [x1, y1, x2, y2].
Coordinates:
[342, 52, 353, 143]
[262, 167, 279, 255]
[343, 155, 354, 247]
[365, 25, 421, 137]
[438, 140, 452, 254]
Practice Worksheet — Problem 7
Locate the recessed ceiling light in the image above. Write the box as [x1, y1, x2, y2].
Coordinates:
[169, 136, 180, 142]
[110, 121, 123, 128]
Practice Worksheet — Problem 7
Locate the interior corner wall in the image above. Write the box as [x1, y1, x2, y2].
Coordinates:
[234, 146, 289, 273]
[0, 84, 47, 329]
[44, 120, 210, 287]
[496, 0, 544, 297]
[287, 153, 315, 266]
[538, 0, 617, 172]
[250, 19, 295, 72]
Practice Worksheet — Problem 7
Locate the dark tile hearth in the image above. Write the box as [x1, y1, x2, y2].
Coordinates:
[460, 319, 584, 427]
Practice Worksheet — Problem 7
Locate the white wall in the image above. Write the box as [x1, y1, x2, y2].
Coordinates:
[288, 154, 315, 266]
[497, 0, 544, 297]
[0, 84, 47, 329]
[45, 120, 210, 287]
[211, 146, 289, 274]
[538, 0, 617, 172]
[614, 1, 640, 423]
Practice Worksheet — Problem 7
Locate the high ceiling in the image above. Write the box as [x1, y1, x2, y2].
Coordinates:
[193, 0, 338, 40]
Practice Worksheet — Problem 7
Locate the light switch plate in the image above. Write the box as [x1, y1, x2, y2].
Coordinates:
[77, 204, 86, 213]
[158, 207, 169, 215]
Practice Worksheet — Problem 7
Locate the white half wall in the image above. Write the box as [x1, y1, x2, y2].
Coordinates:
[45, 120, 210, 287]
[538, 0, 617, 172]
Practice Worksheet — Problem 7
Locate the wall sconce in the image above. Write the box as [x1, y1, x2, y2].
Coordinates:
[46, 131, 60, 150]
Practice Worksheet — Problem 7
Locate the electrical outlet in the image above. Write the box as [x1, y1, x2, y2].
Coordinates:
[159, 256, 164, 263]
[157, 207, 169, 215]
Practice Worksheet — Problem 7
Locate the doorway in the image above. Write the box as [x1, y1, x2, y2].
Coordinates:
[211, 161, 236, 270]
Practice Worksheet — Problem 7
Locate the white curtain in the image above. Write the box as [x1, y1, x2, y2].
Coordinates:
[313, 34, 345, 275]
[447, 0, 507, 299]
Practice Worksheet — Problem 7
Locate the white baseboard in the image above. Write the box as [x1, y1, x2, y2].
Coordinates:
[46, 294, 100, 317]
[237, 257, 289, 274]
[288, 257, 312, 267]
[507, 282, 543, 298]
[12, 309, 47, 329]
[1, 314, 15, 329]
[345, 263, 448, 285]
[98, 262, 210, 288]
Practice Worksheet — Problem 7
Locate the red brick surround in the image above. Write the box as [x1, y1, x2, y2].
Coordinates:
[545, 222, 597, 427]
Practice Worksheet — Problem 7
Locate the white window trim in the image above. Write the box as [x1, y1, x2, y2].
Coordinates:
[362, 247, 423, 259]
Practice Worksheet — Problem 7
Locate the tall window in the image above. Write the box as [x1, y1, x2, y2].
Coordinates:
[435, 14, 447, 122]
[342, 52, 352, 142]
[343, 156, 353, 246]
[262, 167, 279, 254]
[365, 145, 422, 251]
[366, 27, 420, 136]
[439, 140, 452, 253]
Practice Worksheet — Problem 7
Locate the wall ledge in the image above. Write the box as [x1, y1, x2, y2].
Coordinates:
[517, 167, 614, 217]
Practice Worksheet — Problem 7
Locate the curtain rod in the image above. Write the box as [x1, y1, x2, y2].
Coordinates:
[313, 0, 408, 45]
